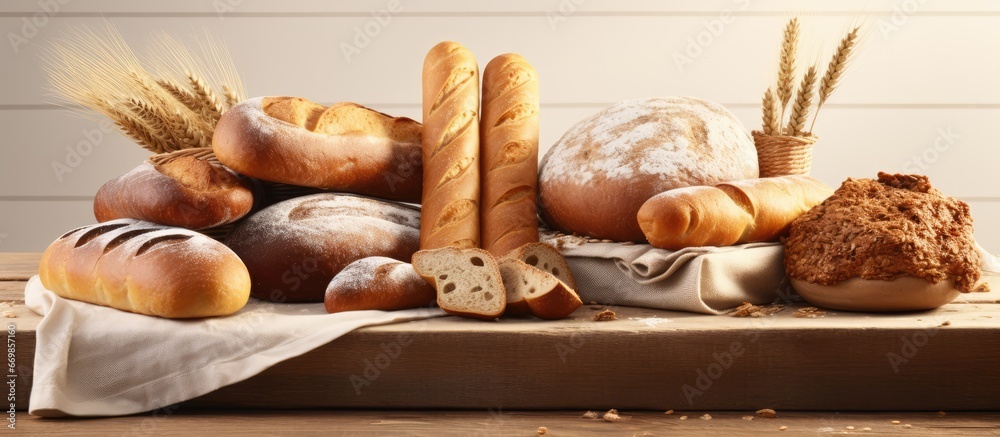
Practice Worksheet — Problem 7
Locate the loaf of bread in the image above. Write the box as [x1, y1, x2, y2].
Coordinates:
[420, 41, 481, 249]
[539, 97, 759, 242]
[501, 242, 576, 290]
[412, 247, 505, 320]
[480, 53, 540, 256]
[325, 257, 436, 313]
[637, 175, 833, 250]
[499, 258, 581, 319]
[212, 96, 423, 202]
[226, 193, 421, 302]
[94, 148, 254, 230]
[38, 219, 251, 318]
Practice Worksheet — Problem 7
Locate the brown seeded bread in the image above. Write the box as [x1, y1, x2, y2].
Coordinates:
[325, 257, 436, 313]
[38, 219, 251, 318]
[420, 41, 481, 249]
[94, 148, 254, 230]
[499, 259, 582, 320]
[412, 247, 505, 320]
[480, 53, 540, 256]
[212, 96, 423, 202]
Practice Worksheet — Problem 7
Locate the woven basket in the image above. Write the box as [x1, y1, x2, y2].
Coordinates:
[752, 131, 817, 177]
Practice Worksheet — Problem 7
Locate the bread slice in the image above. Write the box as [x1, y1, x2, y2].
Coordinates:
[502, 242, 577, 290]
[499, 259, 582, 320]
[412, 247, 505, 320]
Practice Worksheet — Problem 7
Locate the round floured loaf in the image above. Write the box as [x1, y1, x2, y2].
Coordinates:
[226, 193, 421, 302]
[538, 97, 759, 242]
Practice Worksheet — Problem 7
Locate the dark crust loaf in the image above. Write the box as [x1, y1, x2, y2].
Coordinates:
[784, 172, 980, 292]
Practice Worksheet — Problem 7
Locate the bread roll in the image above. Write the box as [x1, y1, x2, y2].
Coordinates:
[94, 148, 254, 230]
[226, 193, 421, 303]
[539, 97, 759, 242]
[480, 53, 540, 256]
[420, 41, 481, 249]
[213, 96, 423, 202]
[325, 257, 435, 313]
[637, 175, 833, 250]
[412, 247, 505, 320]
[38, 219, 251, 318]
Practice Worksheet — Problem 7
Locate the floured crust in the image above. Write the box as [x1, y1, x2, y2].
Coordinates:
[538, 97, 758, 242]
[784, 173, 981, 292]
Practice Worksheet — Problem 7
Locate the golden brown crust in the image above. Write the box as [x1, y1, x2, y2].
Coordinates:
[38, 219, 251, 318]
[420, 41, 481, 249]
[212, 96, 423, 202]
[784, 173, 981, 292]
[480, 54, 540, 256]
[324, 257, 435, 313]
[94, 151, 254, 230]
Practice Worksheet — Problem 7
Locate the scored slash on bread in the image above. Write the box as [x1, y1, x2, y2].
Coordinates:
[498, 259, 582, 320]
[412, 247, 506, 320]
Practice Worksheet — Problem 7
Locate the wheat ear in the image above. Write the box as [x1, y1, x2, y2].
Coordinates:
[786, 65, 818, 136]
[776, 17, 799, 124]
[810, 26, 861, 132]
[761, 87, 780, 135]
[187, 73, 224, 124]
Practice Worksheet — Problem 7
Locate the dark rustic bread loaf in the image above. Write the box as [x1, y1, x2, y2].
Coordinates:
[226, 193, 421, 303]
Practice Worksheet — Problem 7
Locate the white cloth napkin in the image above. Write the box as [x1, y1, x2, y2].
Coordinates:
[546, 236, 789, 314]
[24, 276, 445, 417]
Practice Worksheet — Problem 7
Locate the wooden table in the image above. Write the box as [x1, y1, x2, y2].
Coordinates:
[3, 253, 999, 435]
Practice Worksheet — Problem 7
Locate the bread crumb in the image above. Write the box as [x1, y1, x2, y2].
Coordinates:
[938, 411, 947, 416]
[973, 282, 991, 292]
[940, 321, 951, 327]
[846, 426, 855, 430]
[755, 408, 777, 418]
[779, 425, 788, 431]
[891, 420, 901, 424]
[593, 310, 617, 321]
[700, 414, 712, 420]
[664, 409, 674, 415]
[863, 427, 872, 431]
[537, 426, 547, 435]
[793, 307, 827, 318]
[2, 311, 14, 318]
[679, 415, 688, 420]
[588, 301, 598, 305]
[742, 415, 754, 421]
[581, 411, 598, 419]
[903, 424, 912, 428]
[731, 302, 786, 317]
[603, 409, 625, 423]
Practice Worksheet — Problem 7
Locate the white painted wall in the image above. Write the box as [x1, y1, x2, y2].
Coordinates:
[1, 0, 997, 252]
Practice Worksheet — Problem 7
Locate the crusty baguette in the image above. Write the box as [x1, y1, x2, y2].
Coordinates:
[637, 175, 833, 250]
[412, 247, 504, 320]
[499, 258, 582, 320]
[213, 96, 423, 202]
[38, 219, 251, 318]
[325, 257, 436, 313]
[420, 41, 481, 249]
[94, 148, 255, 230]
[501, 242, 576, 290]
[480, 53, 540, 256]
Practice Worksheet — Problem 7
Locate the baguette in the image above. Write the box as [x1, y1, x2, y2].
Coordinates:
[38, 219, 251, 318]
[325, 257, 435, 313]
[480, 53, 540, 256]
[637, 175, 833, 250]
[412, 247, 505, 320]
[420, 41, 481, 249]
[213, 96, 423, 202]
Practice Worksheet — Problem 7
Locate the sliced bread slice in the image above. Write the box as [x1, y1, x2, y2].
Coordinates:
[499, 258, 582, 320]
[502, 242, 577, 290]
[412, 247, 505, 320]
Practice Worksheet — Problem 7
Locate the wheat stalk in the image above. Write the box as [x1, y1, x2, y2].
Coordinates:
[776, 17, 799, 123]
[42, 23, 245, 153]
[810, 26, 861, 132]
[761, 87, 780, 135]
[785, 65, 818, 136]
